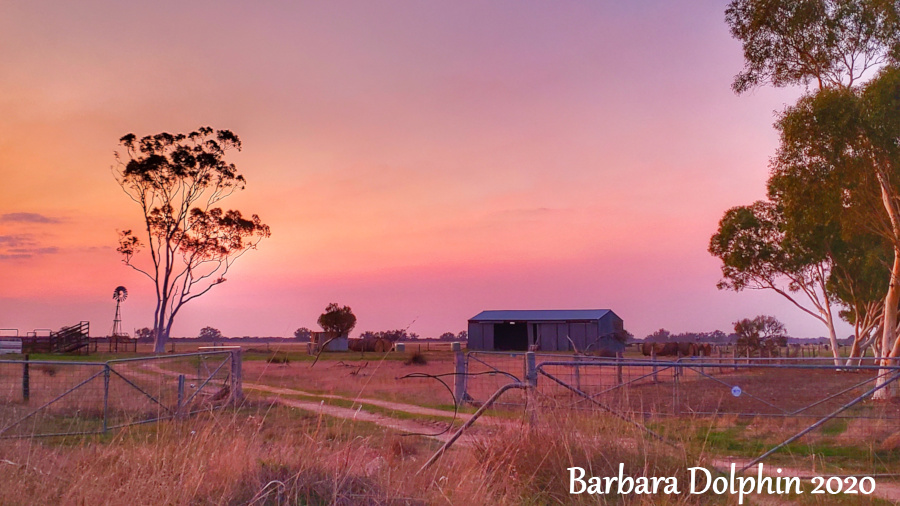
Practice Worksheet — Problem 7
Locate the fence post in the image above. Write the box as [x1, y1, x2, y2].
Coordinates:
[525, 351, 537, 426]
[230, 349, 243, 404]
[717, 346, 724, 375]
[102, 365, 110, 433]
[616, 351, 624, 386]
[22, 354, 29, 402]
[651, 347, 658, 383]
[454, 350, 467, 404]
[673, 360, 680, 415]
[574, 354, 582, 391]
[732, 346, 737, 372]
[177, 374, 185, 418]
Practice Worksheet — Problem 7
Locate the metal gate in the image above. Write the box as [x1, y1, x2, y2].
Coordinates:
[0, 351, 241, 438]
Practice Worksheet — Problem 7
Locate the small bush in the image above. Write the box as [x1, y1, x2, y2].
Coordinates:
[403, 350, 427, 365]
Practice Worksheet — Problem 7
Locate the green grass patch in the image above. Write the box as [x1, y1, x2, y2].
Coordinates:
[821, 418, 848, 436]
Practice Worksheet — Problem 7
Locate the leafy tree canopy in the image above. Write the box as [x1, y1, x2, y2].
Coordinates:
[294, 327, 312, 341]
[644, 329, 672, 343]
[726, 0, 900, 93]
[198, 326, 223, 340]
[114, 127, 270, 353]
[134, 327, 153, 342]
[734, 315, 789, 351]
[317, 303, 357, 335]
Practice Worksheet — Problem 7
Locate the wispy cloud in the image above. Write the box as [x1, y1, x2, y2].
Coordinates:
[0, 212, 62, 224]
[0, 235, 59, 260]
[0, 235, 34, 247]
[7, 247, 59, 255]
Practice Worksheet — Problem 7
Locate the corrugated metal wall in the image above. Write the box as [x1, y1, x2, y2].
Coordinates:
[468, 317, 620, 352]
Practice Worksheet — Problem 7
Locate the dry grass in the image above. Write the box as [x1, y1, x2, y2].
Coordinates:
[243, 353, 461, 408]
[0, 404, 413, 505]
[0, 403, 724, 505]
[2, 350, 898, 504]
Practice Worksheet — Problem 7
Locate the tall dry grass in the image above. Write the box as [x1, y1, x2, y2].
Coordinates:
[4, 349, 893, 505]
[0, 401, 727, 505]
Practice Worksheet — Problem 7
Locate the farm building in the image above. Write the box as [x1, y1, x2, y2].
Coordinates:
[467, 309, 624, 352]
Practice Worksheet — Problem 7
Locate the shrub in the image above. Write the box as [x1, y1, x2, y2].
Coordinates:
[404, 350, 427, 365]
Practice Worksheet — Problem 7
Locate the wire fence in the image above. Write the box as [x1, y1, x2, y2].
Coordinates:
[463, 351, 560, 406]
[465, 352, 900, 415]
[0, 351, 241, 438]
[462, 351, 900, 476]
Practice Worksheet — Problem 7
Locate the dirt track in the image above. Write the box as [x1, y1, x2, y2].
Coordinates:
[138, 361, 509, 445]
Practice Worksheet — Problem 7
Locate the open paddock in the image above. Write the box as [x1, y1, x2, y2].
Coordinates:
[2, 347, 900, 503]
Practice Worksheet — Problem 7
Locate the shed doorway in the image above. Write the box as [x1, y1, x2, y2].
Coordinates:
[493, 322, 528, 351]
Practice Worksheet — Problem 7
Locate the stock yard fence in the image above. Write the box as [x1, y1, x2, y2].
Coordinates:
[460, 351, 900, 476]
[0, 350, 242, 438]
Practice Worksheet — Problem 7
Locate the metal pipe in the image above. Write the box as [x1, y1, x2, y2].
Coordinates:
[181, 356, 230, 406]
[417, 382, 527, 474]
[535, 360, 900, 371]
[104, 350, 230, 364]
[22, 355, 29, 402]
[107, 368, 174, 414]
[787, 369, 897, 416]
[578, 364, 676, 400]
[683, 364, 788, 413]
[103, 366, 110, 433]
[0, 369, 106, 437]
[740, 371, 900, 472]
[466, 353, 522, 382]
[537, 367, 671, 444]
[177, 374, 185, 418]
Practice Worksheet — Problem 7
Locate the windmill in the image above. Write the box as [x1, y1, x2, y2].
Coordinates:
[111, 286, 128, 337]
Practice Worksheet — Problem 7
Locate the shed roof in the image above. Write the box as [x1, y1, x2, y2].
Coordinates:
[469, 309, 614, 322]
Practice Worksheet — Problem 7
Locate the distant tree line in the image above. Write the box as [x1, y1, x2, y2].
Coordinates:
[643, 329, 734, 344]
[643, 315, 854, 348]
[132, 326, 305, 343]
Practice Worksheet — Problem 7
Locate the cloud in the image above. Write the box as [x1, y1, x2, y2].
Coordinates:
[7, 247, 59, 255]
[0, 235, 58, 260]
[0, 212, 62, 224]
[0, 235, 34, 247]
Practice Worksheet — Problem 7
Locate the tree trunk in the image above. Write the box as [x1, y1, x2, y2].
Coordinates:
[845, 318, 862, 367]
[824, 312, 840, 366]
[874, 249, 900, 400]
[846, 339, 861, 367]
[153, 309, 168, 354]
[153, 326, 168, 354]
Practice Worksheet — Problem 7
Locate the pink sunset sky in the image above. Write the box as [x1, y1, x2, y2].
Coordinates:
[0, 1, 847, 340]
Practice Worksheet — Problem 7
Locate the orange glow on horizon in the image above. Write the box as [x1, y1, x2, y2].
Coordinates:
[0, 1, 842, 340]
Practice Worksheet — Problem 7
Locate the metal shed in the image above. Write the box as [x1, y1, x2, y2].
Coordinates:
[467, 309, 624, 352]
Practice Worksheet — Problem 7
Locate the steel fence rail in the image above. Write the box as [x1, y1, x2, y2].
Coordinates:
[510, 354, 900, 477]
[0, 350, 241, 438]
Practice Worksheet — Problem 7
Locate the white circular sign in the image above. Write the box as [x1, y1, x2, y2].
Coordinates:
[731, 386, 742, 397]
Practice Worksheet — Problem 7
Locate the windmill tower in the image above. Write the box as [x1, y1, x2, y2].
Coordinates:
[111, 286, 128, 337]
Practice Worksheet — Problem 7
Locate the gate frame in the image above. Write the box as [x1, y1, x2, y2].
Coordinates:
[0, 349, 241, 439]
